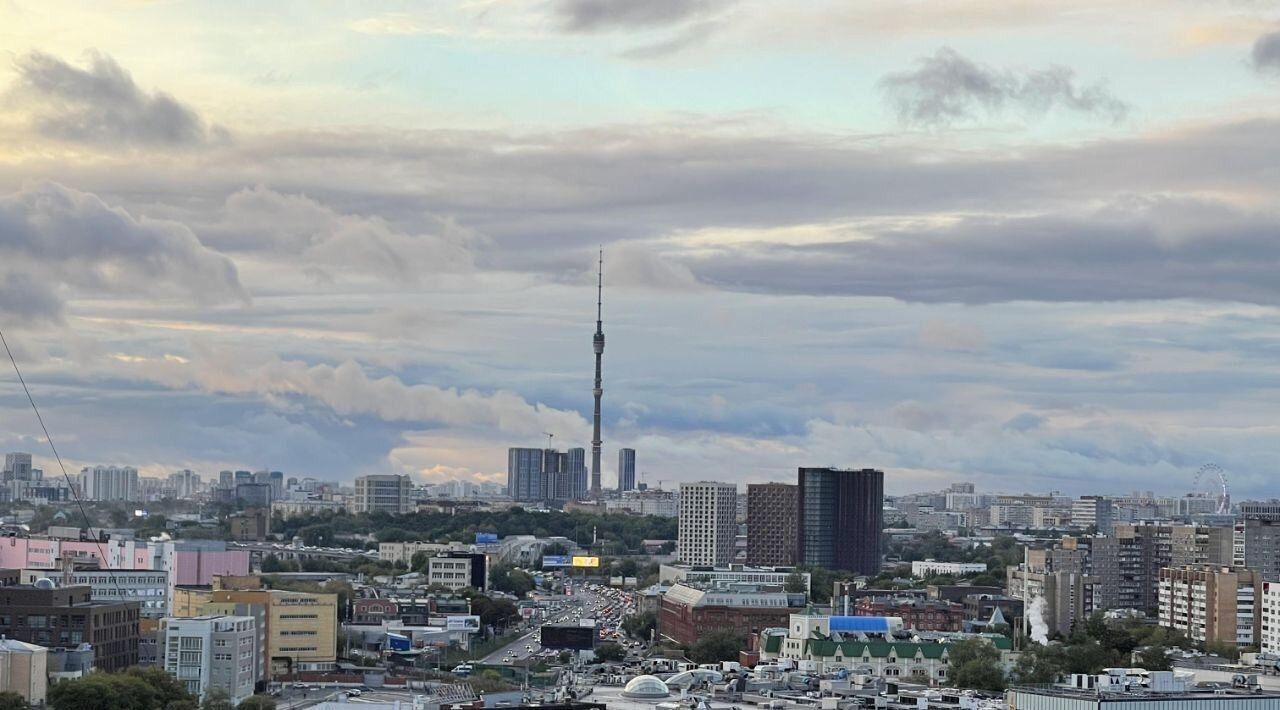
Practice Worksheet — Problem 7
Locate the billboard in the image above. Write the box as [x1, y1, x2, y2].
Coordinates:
[446, 615, 482, 633]
[571, 556, 600, 568]
[386, 632, 411, 652]
[475, 532, 498, 544]
[539, 624, 596, 651]
[542, 555, 571, 567]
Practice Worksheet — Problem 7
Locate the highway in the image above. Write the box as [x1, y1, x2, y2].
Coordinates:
[478, 591, 599, 665]
[477, 582, 632, 667]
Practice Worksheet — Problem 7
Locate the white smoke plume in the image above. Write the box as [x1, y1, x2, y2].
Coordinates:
[1026, 595, 1049, 644]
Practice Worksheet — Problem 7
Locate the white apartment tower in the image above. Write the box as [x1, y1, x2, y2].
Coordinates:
[78, 465, 139, 502]
[161, 615, 258, 705]
[677, 481, 738, 566]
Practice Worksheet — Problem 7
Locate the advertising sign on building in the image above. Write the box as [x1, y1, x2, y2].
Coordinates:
[571, 556, 600, 568]
[445, 615, 482, 633]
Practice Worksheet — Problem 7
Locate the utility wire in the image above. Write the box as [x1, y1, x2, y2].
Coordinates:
[0, 327, 129, 603]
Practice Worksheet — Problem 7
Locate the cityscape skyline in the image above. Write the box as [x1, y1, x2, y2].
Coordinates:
[4, 3, 1280, 496]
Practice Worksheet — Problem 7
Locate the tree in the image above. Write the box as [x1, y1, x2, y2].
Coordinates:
[1138, 645, 1172, 672]
[201, 688, 235, 710]
[947, 639, 1007, 692]
[594, 642, 626, 662]
[543, 542, 570, 557]
[124, 666, 194, 708]
[0, 691, 28, 710]
[237, 697, 278, 710]
[49, 673, 166, 710]
[689, 629, 743, 664]
[784, 573, 807, 594]
[1014, 643, 1066, 685]
[622, 611, 657, 641]
[490, 564, 535, 597]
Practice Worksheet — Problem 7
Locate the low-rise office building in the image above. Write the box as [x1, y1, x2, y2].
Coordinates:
[658, 564, 810, 594]
[1007, 671, 1280, 710]
[910, 560, 988, 578]
[0, 639, 47, 706]
[0, 576, 140, 671]
[18, 568, 169, 618]
[426, 553, 488, 592]
[658, 583, 805, 646]
[161, 615, 258, 705]
[854, 596, 966, 632]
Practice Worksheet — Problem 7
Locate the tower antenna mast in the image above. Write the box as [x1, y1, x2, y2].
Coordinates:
[590, 248, 605, 498]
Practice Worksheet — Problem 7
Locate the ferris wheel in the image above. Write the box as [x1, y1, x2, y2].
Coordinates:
[1190, 463, 1231, 514]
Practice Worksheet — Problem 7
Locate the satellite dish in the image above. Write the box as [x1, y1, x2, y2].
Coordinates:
[34, 578, 56, 590]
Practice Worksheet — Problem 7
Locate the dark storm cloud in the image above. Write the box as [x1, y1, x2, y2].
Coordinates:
[688, 198, 1280, 305]
[555, 0, 728, 32]
[0, 181, 246, 324]
[1252, 31, 1280, 75]
[12, 50, 221, 146]
[0, 273, 62, 324]
[880, 47, 1129, 126]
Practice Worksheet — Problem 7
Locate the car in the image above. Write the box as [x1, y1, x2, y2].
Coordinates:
[346, 689, 363, 697]
[292, 683, 307, 689]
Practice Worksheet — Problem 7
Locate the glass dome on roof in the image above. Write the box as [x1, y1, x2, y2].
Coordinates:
[622, 675, 670, 699]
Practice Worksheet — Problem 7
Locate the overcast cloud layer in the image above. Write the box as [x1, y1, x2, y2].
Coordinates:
[2, 0, 1280, 498]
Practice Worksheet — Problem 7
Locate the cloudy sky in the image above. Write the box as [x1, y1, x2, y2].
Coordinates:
[2, 1, 1280, 497]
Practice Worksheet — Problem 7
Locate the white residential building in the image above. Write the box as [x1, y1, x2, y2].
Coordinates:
[910, 560, 988, 578]
[1071, 496, 1114, 534]
[161, 615, 258, 705]
[1260, 581, 1280, 657]
[677, 482, 738, 567]
[605, 489, 679, 518]
[78, 465, 139, 502]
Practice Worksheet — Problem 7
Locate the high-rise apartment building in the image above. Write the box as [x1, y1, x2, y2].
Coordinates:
[677, 482, 738, 567]
[1243, 518, 1280, 581]
[1056, 525, 1235, 613]
[505, 447, 587, 503]
[746, 483, 797, 567]
[168, 470, 202, 499]
[507, 448, 543, 501]
[78, 465, 139, 502]
[1071, 496, 1114, 534]
[617, 448, 636, 492]
[1261, 581, 1280, 657]
[353, 474, 412, 514]
[1007, 546, 1099, 638]
[1157, 566, 1261, 647]
[160, 615, 258, 705]
[797, 468, 884, 575]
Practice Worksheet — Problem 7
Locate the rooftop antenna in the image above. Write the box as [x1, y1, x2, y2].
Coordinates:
[544, 432, 554, 450]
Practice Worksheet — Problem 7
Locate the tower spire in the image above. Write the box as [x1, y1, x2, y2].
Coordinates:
[591, 248, 604, 498]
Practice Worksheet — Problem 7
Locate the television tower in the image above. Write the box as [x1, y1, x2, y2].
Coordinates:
[591, 248, 604, 497]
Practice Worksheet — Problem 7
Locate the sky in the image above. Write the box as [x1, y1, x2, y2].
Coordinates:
[2, 0, 1280, 498]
